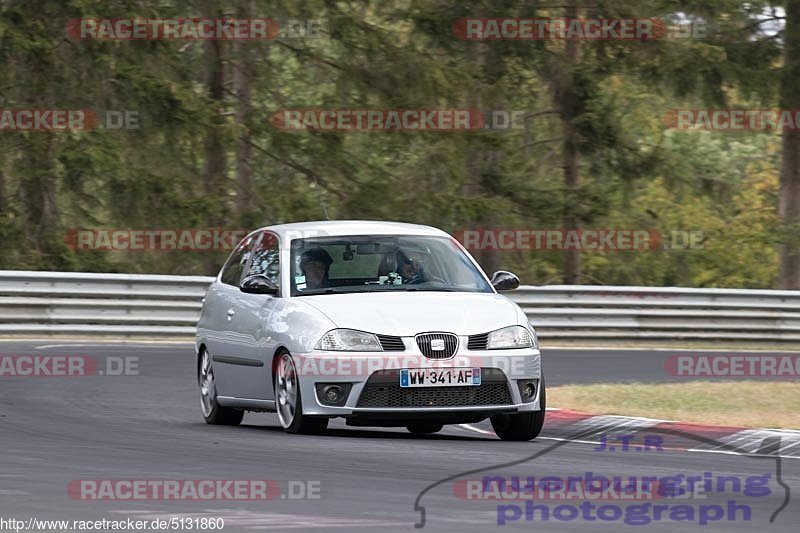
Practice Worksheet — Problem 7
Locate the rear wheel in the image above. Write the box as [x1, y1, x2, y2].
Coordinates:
[199, 350, 244, 426]
[490, 377, 546, 441]
[275, 351, 328, 434]
[406, 422, 444, 435]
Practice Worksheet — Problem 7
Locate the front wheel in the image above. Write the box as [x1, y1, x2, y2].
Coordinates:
[490, 377, 546, 441]
[199, 350, 244, 426]
[274, 351, 328, 435]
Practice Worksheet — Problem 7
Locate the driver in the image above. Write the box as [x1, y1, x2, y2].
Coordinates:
[300, 249, 333, 289]
[396, 250, 424, 284]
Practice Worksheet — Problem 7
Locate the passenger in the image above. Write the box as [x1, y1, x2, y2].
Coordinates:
[396, 250, 423, 284]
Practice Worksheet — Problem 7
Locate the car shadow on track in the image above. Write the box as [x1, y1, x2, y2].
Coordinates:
[236, 423, 496, 441]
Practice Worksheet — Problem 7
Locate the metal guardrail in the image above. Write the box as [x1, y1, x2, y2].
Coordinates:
[1, 270, 799, 342]
[515, 285, 800, 341]
[0, 271, 210, 337]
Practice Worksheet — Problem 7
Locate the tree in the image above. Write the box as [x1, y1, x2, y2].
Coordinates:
[780, 0, 800, 288]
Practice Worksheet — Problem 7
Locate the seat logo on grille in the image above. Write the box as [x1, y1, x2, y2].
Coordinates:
[430, 339, 446, 351]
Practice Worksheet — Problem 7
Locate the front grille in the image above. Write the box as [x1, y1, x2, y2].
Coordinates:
[416, 332, 458, 359]
[467, 332, 489, 350]
[377, 334, 405, 351]
[356, 369, 512, 408]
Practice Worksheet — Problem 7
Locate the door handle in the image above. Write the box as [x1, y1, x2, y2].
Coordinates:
[226, 308, 236, 320]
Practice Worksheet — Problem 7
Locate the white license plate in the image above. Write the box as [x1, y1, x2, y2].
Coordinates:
[400, 368, 481, 388]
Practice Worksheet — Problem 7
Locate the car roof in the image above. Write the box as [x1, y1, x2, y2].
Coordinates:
[255, 220, 451, 239]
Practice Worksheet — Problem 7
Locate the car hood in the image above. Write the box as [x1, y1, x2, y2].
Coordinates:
[296, 291, 521, 336]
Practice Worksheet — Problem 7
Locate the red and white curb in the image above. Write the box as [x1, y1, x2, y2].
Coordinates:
[460, 408, 800, 459]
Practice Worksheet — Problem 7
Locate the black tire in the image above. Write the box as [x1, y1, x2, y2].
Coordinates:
[199, 350, 244, 426]
[406, 422, 444, 434]
[490, 377, 546, 441]
[285, 394, 329, 435]
[274, 351, 328, 435]
[205, 403, 245, 426]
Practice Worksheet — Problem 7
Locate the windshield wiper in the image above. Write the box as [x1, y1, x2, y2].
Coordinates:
[295, 286, 466, 295]
[395, 287, 461, 292]
[294, 288, 342, 296]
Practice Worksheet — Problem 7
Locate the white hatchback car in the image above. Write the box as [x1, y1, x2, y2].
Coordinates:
[196, 221, 544, 440]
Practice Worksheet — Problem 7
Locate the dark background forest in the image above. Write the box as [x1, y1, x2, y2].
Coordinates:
[1, 0, 799, 289]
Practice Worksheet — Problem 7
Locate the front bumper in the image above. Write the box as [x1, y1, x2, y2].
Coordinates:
[293, 347, 542, 418]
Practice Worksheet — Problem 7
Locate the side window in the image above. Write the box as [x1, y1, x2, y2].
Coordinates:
[220, 235, 254, 286]
[247, 231, 280, 285]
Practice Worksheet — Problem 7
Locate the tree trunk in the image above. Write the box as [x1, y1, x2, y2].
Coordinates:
[203, 0, 227, 273]
[20, 136, 58, 249]
[779, 0, 800, 289]
[234, 2, 254, 219]
[463, 40, 502, 276]
[204, 38, 226, 199]
[559, 3, 582, 285]
[0, 167, 6, 215]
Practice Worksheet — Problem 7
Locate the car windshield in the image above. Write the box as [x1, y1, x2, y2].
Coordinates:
[290, 235, 493, 296]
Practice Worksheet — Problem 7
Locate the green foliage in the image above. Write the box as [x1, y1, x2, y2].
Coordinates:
[0, 0, 791, 287]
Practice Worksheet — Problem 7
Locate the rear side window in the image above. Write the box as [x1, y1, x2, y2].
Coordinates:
[220, 236, 254, 286]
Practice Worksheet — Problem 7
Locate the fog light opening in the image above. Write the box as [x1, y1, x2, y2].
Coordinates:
[522, 383, 536, 399]
[315, 382, 352, 407]
[517, 379, 538, 402]
[323, 385, 342, 403]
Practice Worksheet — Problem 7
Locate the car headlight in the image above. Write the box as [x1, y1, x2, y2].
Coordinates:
[487, 326, 534, 349]
[315, 329, 383, 351]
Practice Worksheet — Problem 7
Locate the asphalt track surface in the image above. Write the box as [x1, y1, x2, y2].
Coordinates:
[0, 340, 798, 532]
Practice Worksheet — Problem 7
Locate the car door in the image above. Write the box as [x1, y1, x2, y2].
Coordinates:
[203, 232, 257, 398]
[216, 230, 282, 400]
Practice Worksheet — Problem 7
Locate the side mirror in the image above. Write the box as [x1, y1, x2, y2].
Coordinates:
[490, 270, 520, 291]
[240, 274, 279, 295]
